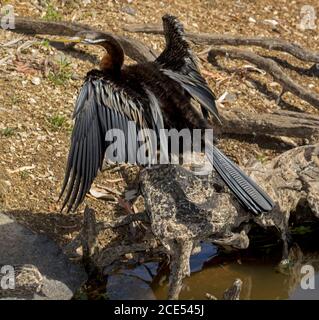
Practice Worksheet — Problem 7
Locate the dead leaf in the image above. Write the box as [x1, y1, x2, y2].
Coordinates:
[89, 187, 117, 201]
[14, 60, 37, 75]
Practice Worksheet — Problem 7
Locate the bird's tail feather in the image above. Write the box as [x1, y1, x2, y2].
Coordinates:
[206, 144, 274, 215]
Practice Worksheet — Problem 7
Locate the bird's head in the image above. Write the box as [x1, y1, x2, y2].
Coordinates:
[55, 31, 124, 72]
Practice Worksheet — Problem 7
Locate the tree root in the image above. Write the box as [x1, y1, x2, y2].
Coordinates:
[3, 15, 319, 136]
[208, 48, 319, 109]
[219, 108, 319, 141]
[1, 15, 156, 63]
[124, 24, 319, 64]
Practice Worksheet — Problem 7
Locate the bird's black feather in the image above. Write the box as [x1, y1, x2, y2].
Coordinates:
[206, 144, 274, 214]
[60, 74, 161, 212]
[60, 14, 275, 215]
[162, 69, 221, 123]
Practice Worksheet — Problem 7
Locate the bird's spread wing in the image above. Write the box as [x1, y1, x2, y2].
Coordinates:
[156, 15, 273, 214]
[156, 14, 221, 123]
[161, 69, 221, 123]
[60, 75, 163, 212]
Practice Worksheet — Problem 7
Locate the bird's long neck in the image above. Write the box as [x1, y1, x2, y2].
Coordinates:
[99, 41, 124, 74]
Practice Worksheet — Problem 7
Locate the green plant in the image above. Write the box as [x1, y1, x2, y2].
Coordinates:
[11, 95, 20, 104]
[290, 225, 313, 235]
[255, 153, 268, 164]
[48, 56, 72, 85]
[41, 39, 50, 49]
[66, 125, 74, 134]
[43, 4, 62, 22]
[1, 127, 16, 137]
[48, 115, 66, 129]
[20, 171, 29, 180]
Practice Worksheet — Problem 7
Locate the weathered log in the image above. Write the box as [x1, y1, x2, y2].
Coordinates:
[67, 143, 318, 299]
[4, 16, 319, 134]
[138, 144, 319, 298]
[220, 108, 319, 141]
[124, 24, 319, 64]
[81, 206, 98, 267]
[124, 23, 319, 109]
[208, 48, 319, 109]
[1, 16, 156, 63]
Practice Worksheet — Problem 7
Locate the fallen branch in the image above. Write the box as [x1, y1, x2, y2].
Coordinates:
[1, 16, 156, 63]
[124, 24, 319, 64]
[138, 144, 319, 298]
[5, 16, 318, 110]
[208, 47, 319, 109]
[220, 108, 319, 141]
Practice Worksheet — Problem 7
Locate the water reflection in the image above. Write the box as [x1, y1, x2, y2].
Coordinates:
[106, 241, 319, 300]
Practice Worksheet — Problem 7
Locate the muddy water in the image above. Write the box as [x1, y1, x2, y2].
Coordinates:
[104, 239, 319, 300]
[80, 230, 319, 300]
[152, 244, 319, 300]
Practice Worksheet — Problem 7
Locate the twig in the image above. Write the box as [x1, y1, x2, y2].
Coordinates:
[81, 206, 98, 272]
[124, 24, 319, 64]
[95, 184, 122, 196]
[97, 212, 150, 230]
[207, 47, 319, 109]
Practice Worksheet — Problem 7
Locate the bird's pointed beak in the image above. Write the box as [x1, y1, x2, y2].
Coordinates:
[54, 36, 83, 44]
[54, 36, 107, 45]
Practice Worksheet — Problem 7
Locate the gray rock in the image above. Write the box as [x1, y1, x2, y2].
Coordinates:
[0, 213, 87, 300]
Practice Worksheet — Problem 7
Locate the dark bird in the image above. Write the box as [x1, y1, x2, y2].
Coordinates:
[58, 14, 275, 214]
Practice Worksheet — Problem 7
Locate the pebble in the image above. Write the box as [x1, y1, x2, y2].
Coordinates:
[124, 253, 134, 260]
[29, 97, 37, 104]
[249, 17, 256, 23]
[124, 15, 136, 23]
[263, 19, 279, 27]
[19, 132, 28, 139]
[121, 6, 136, 16]
[37, 135, 47, 141]
[4, 180, 12, 187]
[31, 77, 41, 85]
